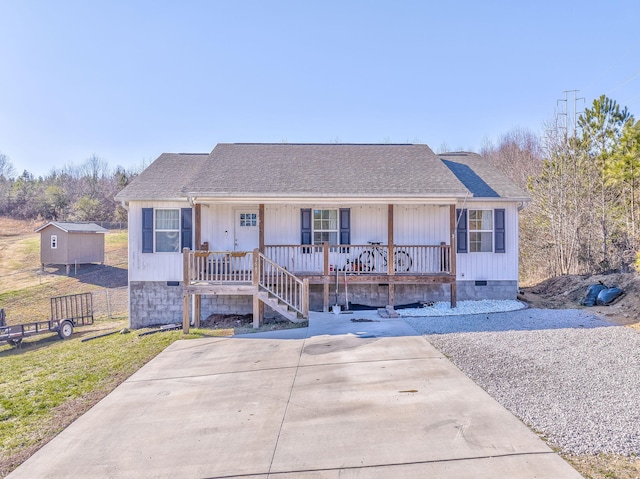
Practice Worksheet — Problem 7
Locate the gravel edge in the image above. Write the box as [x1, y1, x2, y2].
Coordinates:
[404, 308, 640, 455]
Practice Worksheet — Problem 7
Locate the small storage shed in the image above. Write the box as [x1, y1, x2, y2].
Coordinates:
[36, 222, 108, 274]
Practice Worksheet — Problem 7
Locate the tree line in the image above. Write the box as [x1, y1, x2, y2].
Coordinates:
[482, 94, 640, 282]
[0, 155, 139, 223]
[2, 94, 638, 283]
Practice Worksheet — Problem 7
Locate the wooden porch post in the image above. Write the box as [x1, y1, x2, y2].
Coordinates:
[257, 206, 266, 322]
[182, 247, 190, 333]
[303, 278, 310, 318]
[195, 203, 202, 249]
[449, 205, 457, 308]
[258, 204, 265, 253]
[194, 295, 201, 328]
[253, 248, 263, 328]
[323, 241, 330, 312]
[388, 204, 395, 307]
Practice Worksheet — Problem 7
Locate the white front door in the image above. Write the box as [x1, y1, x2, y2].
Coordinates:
[234, 210, 259, 251]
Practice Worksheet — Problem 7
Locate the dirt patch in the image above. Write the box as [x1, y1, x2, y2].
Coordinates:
[200, 313, 307, 335]
[519, 272, 640, 331]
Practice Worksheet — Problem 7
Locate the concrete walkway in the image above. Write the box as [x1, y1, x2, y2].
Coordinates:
[9, 311, 582, 478]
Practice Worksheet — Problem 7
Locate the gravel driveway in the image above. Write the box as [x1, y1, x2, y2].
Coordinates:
[404, 308, 640, 455]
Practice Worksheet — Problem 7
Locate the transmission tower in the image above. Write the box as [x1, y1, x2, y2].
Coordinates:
[556, 90, 585, 139]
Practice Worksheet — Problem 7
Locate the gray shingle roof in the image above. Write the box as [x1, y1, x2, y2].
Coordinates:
[115, 144, 531, 202]
[439, 152, 530, 200]
[115, 153, 209, 201]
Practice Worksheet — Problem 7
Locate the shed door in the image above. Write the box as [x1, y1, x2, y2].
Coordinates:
[234, 210, 259, 251]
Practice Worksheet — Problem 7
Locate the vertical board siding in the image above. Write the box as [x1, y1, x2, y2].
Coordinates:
[264, 205, 299, 244]
[394, 205, 449, 245]
[129, 201, 190, 281]
[130, 201, 521, 283]
[351, 205, 386, 244]
[455, 202, 519, 281]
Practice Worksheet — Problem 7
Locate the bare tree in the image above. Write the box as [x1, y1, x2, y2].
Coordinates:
[0, 152, 15, 179]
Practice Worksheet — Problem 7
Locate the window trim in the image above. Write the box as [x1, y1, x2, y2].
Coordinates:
[51, 234, 57, 249]
[154, 208, 181, 253]
[239, 212, 258, 228]
[457, 208, 506, 254]
[468, 209, 494, 253]
[301, 208, 350, 253]
[312, 208, 339, 246]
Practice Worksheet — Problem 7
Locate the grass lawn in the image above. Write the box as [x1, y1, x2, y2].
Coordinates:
[0, 320, 229, 477]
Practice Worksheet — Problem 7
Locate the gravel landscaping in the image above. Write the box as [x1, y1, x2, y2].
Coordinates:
[404, 308, 640, 455]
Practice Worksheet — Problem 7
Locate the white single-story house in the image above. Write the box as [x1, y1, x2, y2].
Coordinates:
[114, 143, 530, 329]
[35, 222, 108, 274]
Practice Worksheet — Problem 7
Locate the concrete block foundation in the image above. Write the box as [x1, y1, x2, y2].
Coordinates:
[129, 280, 519, 328]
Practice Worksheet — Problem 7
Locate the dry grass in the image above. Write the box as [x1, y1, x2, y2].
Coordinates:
[0, 221, 128, 324]
[564, 454, 640, 479]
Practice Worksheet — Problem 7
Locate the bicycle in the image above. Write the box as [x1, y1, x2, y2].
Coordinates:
[355, 241, 412, 272]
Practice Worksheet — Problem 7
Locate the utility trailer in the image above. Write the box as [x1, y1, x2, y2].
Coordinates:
[1, 292, 94, 346]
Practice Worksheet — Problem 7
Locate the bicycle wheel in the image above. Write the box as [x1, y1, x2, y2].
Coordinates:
[358, 250, 374, 271]
[394, 250, 412, 272]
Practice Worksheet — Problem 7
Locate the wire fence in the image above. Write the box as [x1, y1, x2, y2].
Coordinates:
[0, 279, 128, 325]
[91, 287, 128, 320]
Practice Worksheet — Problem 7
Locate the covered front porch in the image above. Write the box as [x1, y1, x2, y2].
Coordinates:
[182, 204, 458, 331]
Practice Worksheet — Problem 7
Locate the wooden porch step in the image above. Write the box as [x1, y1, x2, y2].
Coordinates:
[256, 291, 305, 323]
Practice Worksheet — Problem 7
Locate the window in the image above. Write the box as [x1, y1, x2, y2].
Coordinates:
[142, 207, 192, 253]
[155, 209, 180, 252]
[301, 208, 350, 251]
[468, 210, 493, 252]
[313, 209, 338, 245]
[239, 212, 257, 227]
[51, 235, 57, 249]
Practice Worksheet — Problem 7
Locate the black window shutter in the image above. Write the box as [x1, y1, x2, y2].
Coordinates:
[494, 208, 506, 253]
[456, 209, 468, 254]
[142, 208, 153, 253]
[300, 208, 312, 245]
[339, 208, 351, 245]
[181, 208, 192, 250]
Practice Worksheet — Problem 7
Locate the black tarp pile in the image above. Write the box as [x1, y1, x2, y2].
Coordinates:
[580, 282, 624, 306]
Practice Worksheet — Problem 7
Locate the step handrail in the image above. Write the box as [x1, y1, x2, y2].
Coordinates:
[254, 249, 309, 318]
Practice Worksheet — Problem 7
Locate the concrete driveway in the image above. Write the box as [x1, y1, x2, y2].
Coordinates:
[9, 311, 582, 478]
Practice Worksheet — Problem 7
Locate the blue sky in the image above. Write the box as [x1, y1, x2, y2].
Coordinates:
[1, 0, 639, 177]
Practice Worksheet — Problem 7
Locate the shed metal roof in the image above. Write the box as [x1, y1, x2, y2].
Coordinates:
[35, 222, 109, 234]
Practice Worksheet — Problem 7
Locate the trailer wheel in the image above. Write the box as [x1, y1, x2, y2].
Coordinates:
[58, 321, 74, 340]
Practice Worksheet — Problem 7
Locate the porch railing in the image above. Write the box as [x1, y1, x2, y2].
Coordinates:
[263, 243, 451, 275]
[186, 243, 451, 285]
[188, 251, 254, 283]
[255, 252, 309, 318]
